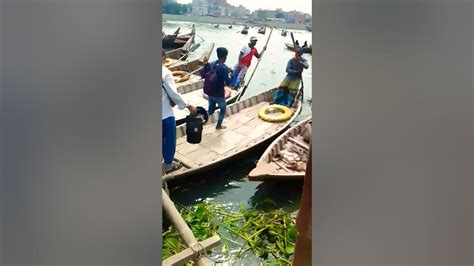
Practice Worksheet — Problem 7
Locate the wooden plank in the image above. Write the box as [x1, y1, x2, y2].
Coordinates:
[162, 235, 221, 266]
[178, 142, 201, 155]
[289, 137, 310, 150]
[174, 153, 195, 168]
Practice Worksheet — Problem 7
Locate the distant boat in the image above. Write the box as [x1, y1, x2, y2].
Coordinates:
[285, 43, 312, 54]
[305, 24, 312, 32]
[281, 29, 287, 36]
[214, 24, 219, 28]
[229, 25, 233, 29]
[241, 26, 249, 35]
[258, 27, 266, 34]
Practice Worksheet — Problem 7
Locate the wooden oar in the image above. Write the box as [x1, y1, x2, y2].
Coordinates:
[236, 27, 273, 102]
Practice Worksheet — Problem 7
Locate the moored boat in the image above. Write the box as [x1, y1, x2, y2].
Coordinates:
[162, 87, 304, 182]
[163, 27, 195, 50]
[168, 43, 215, 73]
[165, 35, 195, 60]
[248, 116, 311, 181]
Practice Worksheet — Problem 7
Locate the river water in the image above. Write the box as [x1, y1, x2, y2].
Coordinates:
[163, 20, 312, 265]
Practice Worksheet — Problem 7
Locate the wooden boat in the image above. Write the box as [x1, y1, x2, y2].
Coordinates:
[228, 25, 233, 29]
[162, 87, 303, 182]
[163, 28, 195, 50]
[258, 27, 266, 34]
[165, 35, 195, 60]
[176, 27, 195, 41]
[281, 30, 287, 37]
[285, 43, 312, 54]
[168, 43, 215, 73]
[248, 116, 312, 181]
[214, 24, 219, 28]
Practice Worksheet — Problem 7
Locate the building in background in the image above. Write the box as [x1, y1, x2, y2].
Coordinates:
[190, 1, 310, 23]
[192, 0, 209, 16]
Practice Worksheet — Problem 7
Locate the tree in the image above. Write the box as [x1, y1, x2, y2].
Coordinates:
[162, 3, 191, 15]
[275, 12, 285, 19]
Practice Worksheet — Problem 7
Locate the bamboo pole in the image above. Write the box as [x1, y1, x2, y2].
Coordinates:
[162, 188, 218, 265]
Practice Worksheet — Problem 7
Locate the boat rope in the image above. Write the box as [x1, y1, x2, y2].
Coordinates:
[190, 241, 207, 261]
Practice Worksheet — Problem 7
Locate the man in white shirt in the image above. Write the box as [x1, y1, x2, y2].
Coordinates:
[162, 50, 196, 174]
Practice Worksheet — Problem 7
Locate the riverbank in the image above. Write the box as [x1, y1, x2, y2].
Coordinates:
[163, 14, 308, 31]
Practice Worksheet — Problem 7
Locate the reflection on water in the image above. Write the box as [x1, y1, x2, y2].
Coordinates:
[163, 20, 311, 264]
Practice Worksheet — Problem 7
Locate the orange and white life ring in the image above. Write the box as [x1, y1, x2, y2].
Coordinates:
[172, 71, 190, 83]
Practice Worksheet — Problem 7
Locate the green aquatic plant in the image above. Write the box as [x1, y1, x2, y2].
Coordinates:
[162, 200, 297, 265]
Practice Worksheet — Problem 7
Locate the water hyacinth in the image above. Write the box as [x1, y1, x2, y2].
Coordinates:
[162, 200, 297, 264]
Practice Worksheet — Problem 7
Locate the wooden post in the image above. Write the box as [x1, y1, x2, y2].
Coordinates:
[162, 188, 219, 265]
[292, 145, 312, 266]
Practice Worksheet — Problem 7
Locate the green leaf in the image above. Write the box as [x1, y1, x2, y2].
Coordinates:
[285, 245, 295, 255]
[287, 226, 297, 241]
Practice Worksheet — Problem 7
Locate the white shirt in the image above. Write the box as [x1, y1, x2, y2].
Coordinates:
[162, 66, 189, 120]
[240, 45, 251, 57]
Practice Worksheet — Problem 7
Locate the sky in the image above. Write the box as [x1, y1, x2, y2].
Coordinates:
[176, 0, 312, 15]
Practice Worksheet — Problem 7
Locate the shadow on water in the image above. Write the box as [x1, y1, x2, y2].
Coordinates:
[250, 181, 304, 212]
[166, 144, 267, 206]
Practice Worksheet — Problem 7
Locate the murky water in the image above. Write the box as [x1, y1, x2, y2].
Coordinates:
[163, 20, 312, 264]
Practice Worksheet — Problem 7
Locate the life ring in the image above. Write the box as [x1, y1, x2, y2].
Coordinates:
[258, 104, 293, 122]
[164, 58, 173, 67]
[172, 71, 190, 83]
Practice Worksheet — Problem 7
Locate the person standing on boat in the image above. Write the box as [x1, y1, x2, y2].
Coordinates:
[200, 47, 231, 130]
[273, 48, 309, 107]
[162, 50, 197, 174]
[231, 36, 266, 89]
[302, 41, 308, 48]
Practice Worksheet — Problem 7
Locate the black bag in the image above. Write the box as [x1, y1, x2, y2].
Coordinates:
[186, 115, 203, 144]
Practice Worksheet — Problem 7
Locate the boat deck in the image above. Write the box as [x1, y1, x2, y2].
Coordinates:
[170, 101, 289, 176]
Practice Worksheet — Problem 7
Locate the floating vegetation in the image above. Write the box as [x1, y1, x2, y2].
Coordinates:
[162, 200, 297, 265]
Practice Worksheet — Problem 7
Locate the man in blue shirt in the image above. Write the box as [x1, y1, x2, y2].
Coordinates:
[201, 47, 231, 129]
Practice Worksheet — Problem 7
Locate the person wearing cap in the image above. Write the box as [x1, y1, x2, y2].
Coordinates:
[200, 47, 231, 130]
[273, 48, 309, 107]
[231, 36, 267, 89]
[162, 50, 197, 174]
